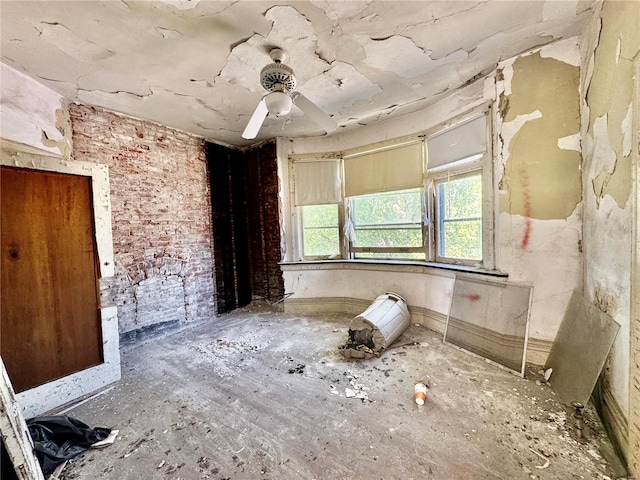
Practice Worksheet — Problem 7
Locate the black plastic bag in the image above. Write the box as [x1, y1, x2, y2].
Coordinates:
[27, 415, 111, 474]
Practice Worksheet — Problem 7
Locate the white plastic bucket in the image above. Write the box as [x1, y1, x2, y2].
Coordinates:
[349, 292, 410, 351]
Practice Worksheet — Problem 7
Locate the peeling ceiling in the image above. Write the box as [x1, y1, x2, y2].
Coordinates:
[1, 0, 596, 147]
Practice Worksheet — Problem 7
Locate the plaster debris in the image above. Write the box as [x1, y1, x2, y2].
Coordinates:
[344, 370, 370, 402]
[46, 306, 620, 479]
[529, 447, 551, 469]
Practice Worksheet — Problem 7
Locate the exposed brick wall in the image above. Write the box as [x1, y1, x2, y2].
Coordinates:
[70, 104, 215, 333]
[246, 142, 284, 302]
[205, 141, 284, 310]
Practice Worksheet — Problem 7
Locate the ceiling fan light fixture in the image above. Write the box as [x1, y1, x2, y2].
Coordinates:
[265, 90, 292, 116]
[243, 47, 337, 139]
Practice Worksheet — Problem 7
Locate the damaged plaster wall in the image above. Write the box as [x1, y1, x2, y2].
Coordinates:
[282, 38, 584, 366]
[580, 0, 640, 464]
[0, 63, 71, 157]
[494, 38, 584, 349]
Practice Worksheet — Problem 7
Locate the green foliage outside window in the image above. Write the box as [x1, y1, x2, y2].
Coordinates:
[300, 177, 483, 262]
[352, 188, 423, 259]
[437, 174, 482, 260]
[302, 204, 340, 257]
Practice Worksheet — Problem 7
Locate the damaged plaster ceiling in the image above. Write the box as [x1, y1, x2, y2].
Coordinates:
[1, 1, 595, 147]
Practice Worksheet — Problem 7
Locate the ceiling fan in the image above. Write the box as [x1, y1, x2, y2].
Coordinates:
[242, 48, 338, 140]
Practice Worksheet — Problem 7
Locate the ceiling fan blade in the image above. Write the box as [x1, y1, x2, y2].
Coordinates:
[291, 92, 338, 134]
[242, 98, 268, 140]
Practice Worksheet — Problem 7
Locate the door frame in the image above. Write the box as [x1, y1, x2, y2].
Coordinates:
[0, 357, 45, 480]
[1, 143, 120, 418]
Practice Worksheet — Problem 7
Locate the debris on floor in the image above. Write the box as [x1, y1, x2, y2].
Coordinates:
[328, 370, 372, 402]
[91, 429, 119, 449]
[48, 459, 68, 480]
[27, 415, 114, 475]
[340, 292, 410, 359]
[57, 306, 621, 480]
[343, 370, 371, 402]
[288, 363, 305, 374]
[414, 382, 428, 405]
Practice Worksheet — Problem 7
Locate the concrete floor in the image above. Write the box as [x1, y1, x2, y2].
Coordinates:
[58, 303, 619, 480]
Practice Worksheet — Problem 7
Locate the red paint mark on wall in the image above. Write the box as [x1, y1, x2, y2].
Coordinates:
[521, 216, 532, 249]
[462, 293, 481, 301]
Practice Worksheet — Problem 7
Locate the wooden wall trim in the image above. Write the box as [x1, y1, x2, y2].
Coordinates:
[0, 358, 45, 480]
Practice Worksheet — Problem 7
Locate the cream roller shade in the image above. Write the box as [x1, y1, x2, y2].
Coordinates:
[427, 115, 486, 170]
[293, 159, 342, 206]
[344, 141, 424, 197]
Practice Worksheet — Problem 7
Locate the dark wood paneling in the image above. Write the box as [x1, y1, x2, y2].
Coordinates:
[1, 166, 102, 393]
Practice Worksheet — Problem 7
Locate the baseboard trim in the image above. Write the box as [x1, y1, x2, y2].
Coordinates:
[525, 337, 553, 366]
[284, 296, 551, 365]
[598, 386, 629, 464]
[119, 319, 206, 352]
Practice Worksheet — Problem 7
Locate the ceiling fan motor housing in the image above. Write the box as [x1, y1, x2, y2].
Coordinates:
[260, 63, 296, 93]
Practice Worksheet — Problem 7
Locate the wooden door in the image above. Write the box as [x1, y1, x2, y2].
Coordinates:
[1, 166, 102, 393]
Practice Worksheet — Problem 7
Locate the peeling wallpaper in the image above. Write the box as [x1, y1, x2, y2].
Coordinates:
[586, 0, 637, 209]
[499, 52, 582, 220]
[581, 0, 640, 455]
[0, 63, 71, 156]
[494, 38, 584, 344]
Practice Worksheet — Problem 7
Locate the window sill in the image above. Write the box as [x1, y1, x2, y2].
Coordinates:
[279, 259, 508, 278]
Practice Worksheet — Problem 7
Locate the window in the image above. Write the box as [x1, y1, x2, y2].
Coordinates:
[292, 159, 342, 259]
[435, 172, 482, 261]
[427, 113, 488, 266]
[291, 108, 493, 268]
[301, 204, 340, 259]
[350, 188, 424, 260]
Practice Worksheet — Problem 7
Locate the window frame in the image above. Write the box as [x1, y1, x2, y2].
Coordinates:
[348, 187, 426, 260]
[290, 105, 494, 269]
[299, 203, 342, 260]
[425, 107, 494, 268]
[431, 168, 484, 265]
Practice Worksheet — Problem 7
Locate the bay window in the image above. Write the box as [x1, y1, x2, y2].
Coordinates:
[291, 107, 493, 269]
